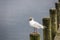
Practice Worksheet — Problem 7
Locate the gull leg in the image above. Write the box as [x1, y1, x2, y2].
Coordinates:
[34, 28, 35, 33]
[36, 28, 37, 32]
[36, 28, 37, 33]
[34, 28, 38, 33]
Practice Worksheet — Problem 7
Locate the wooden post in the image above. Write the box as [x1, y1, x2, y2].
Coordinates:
[50, 8, 57, 40]
[58, 0, 60, 2]
[55, 2, 60, 29]
[54, 24, 60, 40]
[30, 32, 40, 40]
[55, 2, 60, 9]
[43, 18, 52, 40]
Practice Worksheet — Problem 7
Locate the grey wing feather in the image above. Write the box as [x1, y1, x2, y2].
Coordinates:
[34, 21, 44, 29]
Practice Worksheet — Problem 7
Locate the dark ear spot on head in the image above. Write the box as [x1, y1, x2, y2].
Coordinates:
[29, 18, 32, 21]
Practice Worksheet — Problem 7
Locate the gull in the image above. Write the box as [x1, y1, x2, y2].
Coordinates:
[29, 17, 44, 32]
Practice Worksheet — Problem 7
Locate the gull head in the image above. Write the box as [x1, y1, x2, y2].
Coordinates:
[29, 17, 34, 21]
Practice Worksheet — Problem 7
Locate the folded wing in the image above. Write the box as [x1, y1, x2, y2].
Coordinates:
[33, 21, 44, 29]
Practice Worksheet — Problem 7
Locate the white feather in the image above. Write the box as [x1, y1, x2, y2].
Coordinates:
[29, 19, 44, 29]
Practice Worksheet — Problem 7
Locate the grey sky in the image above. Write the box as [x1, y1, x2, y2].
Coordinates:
[0, 0, 58, 40]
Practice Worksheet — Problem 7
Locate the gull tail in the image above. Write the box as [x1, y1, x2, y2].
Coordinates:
[39, 24, 44, 29]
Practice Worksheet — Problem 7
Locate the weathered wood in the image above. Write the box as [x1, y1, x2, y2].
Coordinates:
[58, 0, 60, 2]
[55, 2, 60, 29]
[50, 8, 58, 40]
[43, 18, 52, 40]
[54, 24, 60, 40]
[30, 32, 40, 40]
[55, 2, 60, 9]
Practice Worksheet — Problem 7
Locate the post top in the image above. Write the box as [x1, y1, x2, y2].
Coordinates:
[43, 18, 50, 20]
[50, 8, 56, 10]
[59, 0, 60, 2]
[55, 2, 60, 5]
[49, 8, 57, 13]
[30, 32, 40, 34]
[30, 32, 40, 37]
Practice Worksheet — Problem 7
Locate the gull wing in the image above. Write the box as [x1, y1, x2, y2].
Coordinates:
[33, 21, 44, 29]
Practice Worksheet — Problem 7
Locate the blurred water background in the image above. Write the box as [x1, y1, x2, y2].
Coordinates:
[0, 0, 57, 40]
